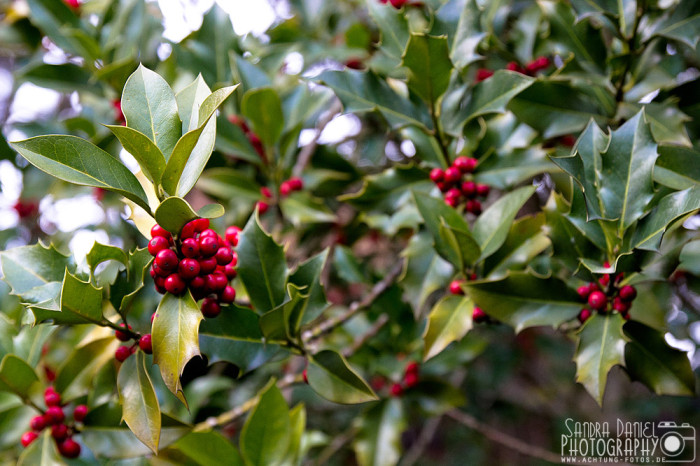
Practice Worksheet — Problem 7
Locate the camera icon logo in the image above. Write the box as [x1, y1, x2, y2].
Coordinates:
[657, 421, 696, 463]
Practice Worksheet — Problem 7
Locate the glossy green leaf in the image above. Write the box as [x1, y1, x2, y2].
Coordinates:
[401, 33, 452, 104]
[12, 325, 54, 368]
[483, 214, 551, 279]
[631, 186, 700, 251]
[439, 0, 485, 69]
[171, 431, 243, 466]
[460, 70, 534, 124]
[679, 240, 700, 275]
[0, 243, 74, 297]
[86, 242, 128, 277]
[197, 167, 262, 201]
[342, 165, 433, 211]
[475, 147, 555, 190]
[17, 430, 63, 466]
[55, 336, 118, 401]
[423, 295, 473, 361]
[241, 88, 284, 149]
[121, 65, 181, 158]
[400, 232, 453, 317]
[648, 0, 700, 49]
[237, 215, 288, 313]
[26, 0, 81, 56]
[643, 102, 691, 147]
[176, 75, 212, 132]
[110, 247, 153, 314]
[0, 354, 39, 401]
[285, 403, 306, 465]
[465, 272, 581, 332]
[472, 186, 536, 260]
[240, 382, 290, 466]
[152, 292, 202, 406]
[574, 314, 627, 405]
[118, 351, 161, 454]
[653, 145, 700, 190]
[307, 350, 378, 404]
[154, 196, 224, 235]
[10, 136, 151, 213]
[315, 70, 433, 130]
[106, 125, 166, 185]
[354, 398, 406, 466]
[32, 271, 103, 325]
[259, 284, 308, 342]
[623, 321, 695, 396]
[366, 0, 410, 61]
[288, 250, 329, 324]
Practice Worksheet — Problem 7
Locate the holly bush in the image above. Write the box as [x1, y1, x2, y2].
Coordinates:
[0, 0, 699, 464]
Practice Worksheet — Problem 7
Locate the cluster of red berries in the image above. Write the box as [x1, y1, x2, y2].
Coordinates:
[429, 157, 489, 213]
[256, 178, 304, 214]
[112, 323, 153, 362]
[475, 56, 551, 83]
[229, 115, 265, 162]
[390, 362, 420, 397]
[20, 387, 85, 458]
[576, 267, 637, 322]
[449, 279, 488, 323]
[148, 220, 239, 318]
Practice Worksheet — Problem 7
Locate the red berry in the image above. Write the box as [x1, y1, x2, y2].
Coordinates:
[178, 258, 201, 281]
[436, 181, 448, 192]
[189, 276, 205, 292]
[619, 285, 637, 302]
[525, 60, 540, 74]
[220, 286, 236, 304]
[390, 0, 408, 8]
[180, 238, 200, 258]
[225, 226, 241, 246]
[475, 68, 494, 83]
[199, 236, 219, 258]
[506, 61, 525, 73]
[64, 0, 80, 9]
[222, 263, 237, 279]
[600, 274, 610, 287]
[449, 280, 464, 295]
[215, 247, 234, 266]
[302, 368, 309, 384]
[21, 431, 38, 447]
[45, 406, 64, 425]
[453, 156, 471, 173]
[390, 383, 403, 397]
[472, 307, 487, 323]
[152, 261, 170, 278]
[579, 308, 592, 323]
[404, 371, 419, 388]
[260, 187, 272, 199]
[115, 323, 132, 341]
[199, 257, 217, 274]
[464, 158, 478, 172]
[139, 334, 153, 354]
[201, 298, 221, 318]
[445, 188, 461, 201]
[164, 274, 186, 295]
[476, 184, 490, 197]
[148, 236, 170, 256]
[405, 362, 419, 375]
[30, 415, 46, 431]
[429, 168, 445, 183]
[115, 346, 131, 362]
[444, 167, 461, 184]
[577, 285, 591, 300]
[193, 218, 210, 233]
[73, 405, 88, 422]
[461, 181, 477, 198]
[587, 291, 607, 310]
[445, 196, 459, 208]
[345, 58, 364, 69]
[207, 272, 228, 293]
[180, 220, 197, 239]
[58, 438, 81, 459]
[155, 249, 178, 272]
[150, 224, 171, 240]
[51, 424, 68, 441]
[468, 200, 482, 215]
[289, 177, 303, 191]
[44, 389, 61, 407]
[613, 297, 631, 313]
[257, 201, 269, 214]
[588, 283, 600, 293]
[534, 56, 550, 70]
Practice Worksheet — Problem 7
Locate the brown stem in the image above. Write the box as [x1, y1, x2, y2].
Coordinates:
[342, 314, 389, 358]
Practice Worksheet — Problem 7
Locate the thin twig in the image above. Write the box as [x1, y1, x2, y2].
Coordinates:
[309, 425, 358, 466]
[400, 416, 442, 466]
[292, 100, 343, 177]
[342, 313, 389, 358]
[446, 410, 578, 465]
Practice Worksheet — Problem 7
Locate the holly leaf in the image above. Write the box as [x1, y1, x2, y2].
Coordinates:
[259, 284, 309, 342]
[242, 88, 284, 149]
[654, 145, 700, 190]
[86, 242, 128, 278]
[459, 70, 534, 124]
[154, 196, 224, 235]
[240, 381, 290, 466]
[237, 215, 288, 313]
[106, 125, 166, 185]
[287, 250, 329, 324]
[152, 292, 202, 406]
[366, 0, 410, 62]
[401, 33, 452, 105]
[110, 247, 153, 315]
[574, 314, 627, 405]
[423, 295, 473, 361]
[354, 398, 406, 466]
[483, 214, 551, 280]
[342, 165, 433, 212]
[168, 431, 244, 466]
[54, 336, 118, 402]
[400, 232, 453, 317]
[0, 355, 39, 400]
[31, 271, 104, 325]
[0, 243, 74, 298]
[648, 0, 700, 49]
[465, 272, 581, 332]
[118, 351, 161, 454]
[307, 350, 378, 404]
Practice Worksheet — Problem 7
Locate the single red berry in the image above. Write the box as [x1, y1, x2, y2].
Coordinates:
[588, 283, 600, 293]
[436, 181, 448, 192]
[579, 308, 592, 323]
[180, 238, 200, 258]
[449, 280, 464, 295]
[154, 276, 166, 290]
[155, 249, 178, 272]
[525, 60, 540, 74]
[115, 346, 131, 362]
[199, 257, 218, 274]
[45, 406, 64, 425]
[445, 188, 462, 201]
[225, 226, 241, 246]
[220, 286, 236, 304]
[577, 285, 591, 300]
[51, 424, 68, 441]
[472, 307, 487, 323]
[73, 405, 88, 423]
[64, 0, 80, 9]
[445, 196, 459, 207]
[404, 371, 419, 388]
[475, 68, 494, 83]
[390, 383, 404, 397]
[164, 274, 186, 295]
[193, 218, 210, 233]
[115, 323, 132, 342]
[453, 156, 471, 173]
[21, 431, 38, 448]
[189, 275, 206, 291]
[534, 56, 550, 70]
[30, 415, 46, 431]
[150, 224, 171, 240]
[469, 273, 478, 281]
[619, 285, 637, 302]
[600, 274, 610, 287]
[429, 168, 445, 183]
[199, 228, 217, 240]
[147, 236, 170, 256]
[506, 61, 525, 74]
[201, 298, 221, 318]
[613, 297, 631, 313]
[180, 220, 197, 239]
[468, 200, 482, 215]
[215, 247, 234, 266]
[302, 368, 309, 384]
[476, 184, 490, 197]
[587, 291, 607, 310]
[444, 167, 461, 184]
[207, 272, 228, 293]
[199, 236, 219, 258]
[139, 334, 153, 354]
[260, 187, 272, 199]
[464, 158, 478, 172]
[257, 201, 269, 214]
[178, 258, 201, 281]
[58, 438, 81, 459]
[405, 362, 419, 375]
[44, 389, 61, 407]
[461, 180, 477, 198]
[389, 0, 408, 7]
[345, 58, 364, 69]
[150, 312, 157, 323]
[288, 177, 303, 191]
[229, 251, 238, 267]
[152, 261, 170, 278]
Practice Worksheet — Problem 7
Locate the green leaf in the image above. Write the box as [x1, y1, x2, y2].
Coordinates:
[241, 88, 284, 149]
[152, 292, 202, 406]
[460, 70, 534, 124]
[288, 250, 329, 324]
[121, 65, 181, 159]
[643, 102, 691, 147]
[285, 404, 306, 465]
[17, 430, 63, 466]
[259, 284, 308, 342]
[237, 215, 288, 313]
[631, 186, 700, 251]
[574, 314, 627, 405]
[279, 193, 336, 227]
[118, 351, 161, 454]
[171, 431, 244, 466]
[472, 186, 536, 260]
[423, 295, 474, 361]
[342, 165, 433, 211]
[653, 145, 700, 190]
[307, 350, 378, 404]
[400, 232, 453, 316]
[86, 242, 128, 277]
[106, 125, 166, 185]
[648, 0, 700, 49]
[32, 271, 103, 325]
[0, 243, 74, 297]
[197, 167, 262, 202]
[0, 355, 39, 400]
[436, 0, 485, 69]
[354, 398, 406, 466]
[154, 197, 224, 235]
[475, 147, 555, 190]
[9, 135, 151, 213]
[465, 272, 581, 332]
[623, 321, 695, 396]
[110, 248, 153, 314]
[54, 336, 118, 402]
[315, 70, 433, 130]
[12, 325, 54, 368]
[483, 214, 551, 279]
[176, 75, 213, 133]
[366, 0, 410, 61]
[161, 85, 238, 197]
[401, 34, 452, 104]
[240, 382, 290, 466]
[679, 240, 700, 275]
